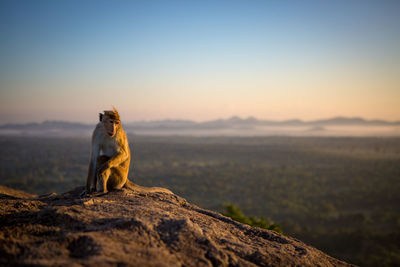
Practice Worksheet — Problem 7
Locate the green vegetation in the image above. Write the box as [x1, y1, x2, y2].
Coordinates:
[222, 204, 283, 233]
[0, 135, 399, 266]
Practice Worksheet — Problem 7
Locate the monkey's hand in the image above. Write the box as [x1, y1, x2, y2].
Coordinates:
[98, 161, 110, 173]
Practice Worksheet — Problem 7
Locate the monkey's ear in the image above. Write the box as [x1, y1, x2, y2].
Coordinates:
[99, 113, 103, 122]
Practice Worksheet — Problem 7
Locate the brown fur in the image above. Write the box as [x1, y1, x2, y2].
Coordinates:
[85, 109, 131, 193]
[84, 108, 172, 196]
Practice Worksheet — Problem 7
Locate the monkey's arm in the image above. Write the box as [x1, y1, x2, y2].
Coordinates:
[104, 143, 129, 169]
[86, 129, 101, 192]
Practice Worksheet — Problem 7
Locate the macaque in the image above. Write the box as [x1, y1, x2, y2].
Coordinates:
[85, 107, 130, 194]
[84, 107, 172, 196]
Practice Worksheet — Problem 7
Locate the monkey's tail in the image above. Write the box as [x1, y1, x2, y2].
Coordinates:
[124, 180, 173, 194]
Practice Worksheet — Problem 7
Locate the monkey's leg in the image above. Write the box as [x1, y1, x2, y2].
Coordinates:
[98, 169, 111, 193]
[107, 167, 127, 191]
[96, 156, 111, 193]
[88, 171, 97, 193]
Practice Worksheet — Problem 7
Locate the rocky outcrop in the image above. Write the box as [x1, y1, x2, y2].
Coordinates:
[0, 186, 354, 266]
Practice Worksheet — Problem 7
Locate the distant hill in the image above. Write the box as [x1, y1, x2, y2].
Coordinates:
[127, 116, 400, 129]
[309, 117, 400, 126]
[1, 117, 399, 137]
[0, 121, 93, 137]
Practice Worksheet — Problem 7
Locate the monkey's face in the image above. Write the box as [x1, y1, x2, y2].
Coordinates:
[103, 117, 120, 137]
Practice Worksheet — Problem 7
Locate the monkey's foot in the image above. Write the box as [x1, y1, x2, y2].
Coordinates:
[85, 191, 108, 197]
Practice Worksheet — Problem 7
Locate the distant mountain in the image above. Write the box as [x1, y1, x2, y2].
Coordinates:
[309, 117, 400, 126]
[0, 120, 93, 137]
[126, 119, 197, 129]
[127, 116, 400, 129]
[1, 117, 399, 137]
[0, 120, 91, 130]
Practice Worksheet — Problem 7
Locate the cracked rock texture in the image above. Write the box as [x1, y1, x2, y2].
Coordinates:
[0, 185, 354, 266]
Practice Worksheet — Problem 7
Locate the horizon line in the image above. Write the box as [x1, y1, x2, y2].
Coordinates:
[2, 115, 400, 126]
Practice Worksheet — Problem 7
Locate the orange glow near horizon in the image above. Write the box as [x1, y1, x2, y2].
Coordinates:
[0, 1, 399, 124]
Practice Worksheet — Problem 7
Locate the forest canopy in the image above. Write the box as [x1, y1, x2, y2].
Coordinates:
[0, 135, 399, 266]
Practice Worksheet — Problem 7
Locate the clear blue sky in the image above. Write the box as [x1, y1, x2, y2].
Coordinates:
[0, 0, 399, 123]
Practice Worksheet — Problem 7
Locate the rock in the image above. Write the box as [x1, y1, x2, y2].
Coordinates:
[0, 186, 355, 266]
[0, 185, 37, 199]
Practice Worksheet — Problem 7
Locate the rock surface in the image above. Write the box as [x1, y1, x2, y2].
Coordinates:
[0, 186, 354, 266]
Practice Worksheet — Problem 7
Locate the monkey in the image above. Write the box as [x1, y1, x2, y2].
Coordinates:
[85, 107, 130, 194]
[83, 107, 172, 196]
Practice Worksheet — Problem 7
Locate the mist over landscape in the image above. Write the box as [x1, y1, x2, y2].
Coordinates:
[1, 116, 400, 137]
[1, 115, 400, 266]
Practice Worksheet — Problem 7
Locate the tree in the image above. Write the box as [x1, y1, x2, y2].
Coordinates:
[222, 204, 283, 234]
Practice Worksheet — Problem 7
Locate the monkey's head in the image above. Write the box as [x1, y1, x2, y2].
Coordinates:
[101, 108, 121, 137]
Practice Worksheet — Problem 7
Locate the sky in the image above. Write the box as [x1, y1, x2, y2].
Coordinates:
[0, 0, 399, 124]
